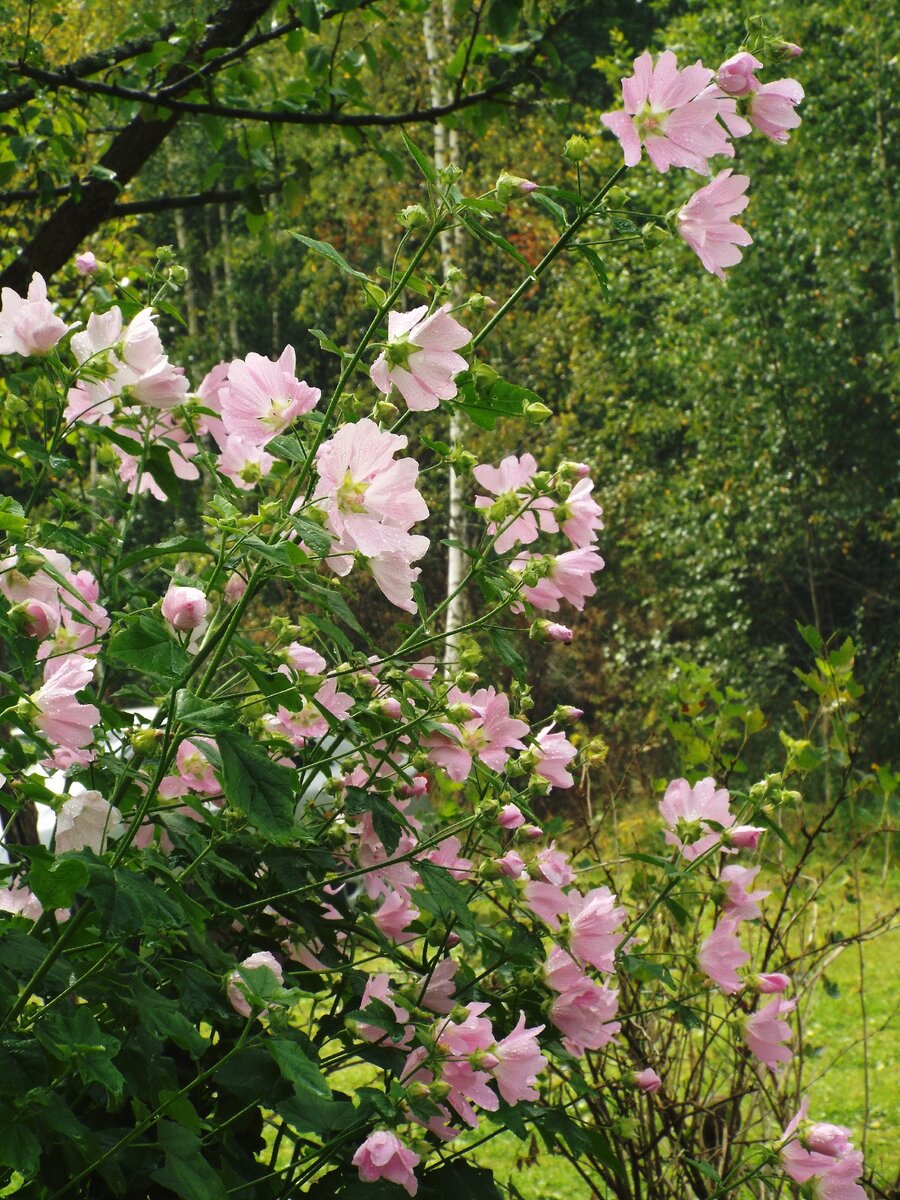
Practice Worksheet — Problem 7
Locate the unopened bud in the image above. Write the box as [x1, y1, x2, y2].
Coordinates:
[642, 222, 670, 246]
[524, 401, 552, 425]
[529, 620, 573, 643]
[604, 186, 628, 208]
[552, 704, 584, 723]
[399, 204, 429, 229]
[563, 134, 590, 162]
[454, 670, 480, 689]
[372, 398, 399, 423]
[496, 172, 539, 203]
[131, 727, 162, 755]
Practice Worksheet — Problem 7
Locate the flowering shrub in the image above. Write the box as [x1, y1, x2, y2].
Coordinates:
[0, 26, 887, 1200]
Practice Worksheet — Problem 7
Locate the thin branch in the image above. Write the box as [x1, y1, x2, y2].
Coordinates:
[0, 23, 177, 114]
[6, 59, 522, 126]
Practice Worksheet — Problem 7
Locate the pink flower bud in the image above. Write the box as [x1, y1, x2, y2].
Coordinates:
[805, 1123, 851, 1158]
[715, 51, 763, 96]
[521, 823, 543, 840]
[226, 951, 283, 1018]
[756, 972, 791, 994]
[728, 825, 765, 850]
[375, 697, 402, 720]
[400, 774, 429, 798]
[633, 1067, 662, 1094]
[224, 573, 247, 603]
[780, 41, 803, 57]
[498, 803, 525, 830]
[161, 584, 208, 631]
[553, 704, 584, 723]
[546, 623, 573, 643]
[496, 850, 528, 879]
[446, 931, 461, 947]
[75, 251, 98, 276]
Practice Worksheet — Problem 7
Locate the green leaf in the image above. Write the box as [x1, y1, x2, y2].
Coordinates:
[576, 245, 609, 301]
[461, 213, 533, 270]
[423, 1160, 502, 1198]
[619, 953, 675, 989]
[269, 1037, 330, 1099]
[490, 628, 525, 681]
[288, 514, 332, 556]
[796, 622, 824, 652]
[0, 496, 27, 538]
[399, 129, 437, 182]
[217, 729, 297, 839]
[151, 1121, 228, 1200]
[36, 1006, 124, 1099]
[486, 0, 521, 37]
[87, 865, 187, 937]
[130, 979, 208, 1057]
[0, 1122, 40, 1174]
[175, 691, 237, 734]
[27, 854, 89, 909]
[290, 232, 370, 281]
[106, 615, 190, 683]
[416, 860, 475, 933]
[344, 786, 404, 855]
[116, 537, 211, 572]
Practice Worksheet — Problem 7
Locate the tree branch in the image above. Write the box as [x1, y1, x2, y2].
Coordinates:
[0, 0, 278, 293]
[6, 59, 520, 127]
[0, 23, 177, 115]
[1, 182, 284, 214]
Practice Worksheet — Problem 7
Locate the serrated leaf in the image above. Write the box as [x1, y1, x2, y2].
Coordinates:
[344, 786, 405, 854]
[27, 854, 89, 909]
[217, 729, 297, 839]
[151, 1121, 227, 1200]
[269, 1037, 330, 1099]
[288, 515, 332, 556]
[107, 615, 190, 683]
[175, 691, 236, 733]
[416, 860, 474, 932]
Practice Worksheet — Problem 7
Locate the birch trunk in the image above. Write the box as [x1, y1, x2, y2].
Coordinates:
[423, 2, 467, 675]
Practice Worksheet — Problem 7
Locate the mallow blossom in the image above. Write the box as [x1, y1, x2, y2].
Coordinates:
[0, 272, 71, 357]
[30, 655, 100, 763]
[54, 791, 123, 854]
[660, 775, 734, 860]
[677, 170, 752, 280]
[600, 50, 739, 174]
[780, 1099, 867, 1200]
[698, 914, 749, 994]
[370, 304, 470, 412]
[473, 453, 557, 553]
[226, 951, 284, 1019]
[352, 1131, 420, 1196]
[743, 995, 796, 1071]
[220, 346, 320, 445]
[161, 583, 208, 631]
[312, 418, 429, 612]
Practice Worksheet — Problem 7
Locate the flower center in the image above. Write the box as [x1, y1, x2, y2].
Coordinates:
[336, 471, 369, 513]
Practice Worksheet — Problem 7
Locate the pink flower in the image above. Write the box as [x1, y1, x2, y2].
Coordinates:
[677, 170, 753, 280]
[357, 974, 412, 1045]
[55, 791, 123, 854]
[715, 51, 763, 96]
[473, 453, 557, 554]
[498, 803, 525, 829]
[284, 643, 327, 674]
[161, 584, 208, 631]
[600, 50, 737, 174]
[780, 1100, 867, 1200]
[420, 957, 458, 1014]
[352, 1131, 421, 1196]
[532, 843, 575, 886]
[557, 477, 604, 548]
[75, 251, 98, 275]
[496, 850, 528, 879]
[568, 886, 627, 972]
[757, 972, 791, 994]
[698, 915, 748, 994]
[217, 435, 275, 489]
[437, 1001, 494, 1057]
[720, 864, 769, 921]
[633, 1068, 661, 1094]
[491, 1012, 547, 1104]
[660, 776, 735, 860]
[269, 677, 354, 746]
[548, 971, 620, 1055]
[370, 304, 470, 412]
[373, 888, 420, 941]
[224, 573, 247, 604]
[0, 881, 43, 921]
[226, 951, 284, 1018]
[533, 726, 578, 789]
[748, 77, 804, 143]
[221, 346, 320, 445]
[0, 273, 71, 356]
[523, 880, 569, 926]
[516, 547, 605, 612]
[30, 655, 100, 757]
[158, 738, 220, 799]
[744, 995, 795, 1070]
[727, 824, 765, 850]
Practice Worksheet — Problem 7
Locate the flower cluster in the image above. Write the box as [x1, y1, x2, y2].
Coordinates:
[601, 47, 803, 277]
